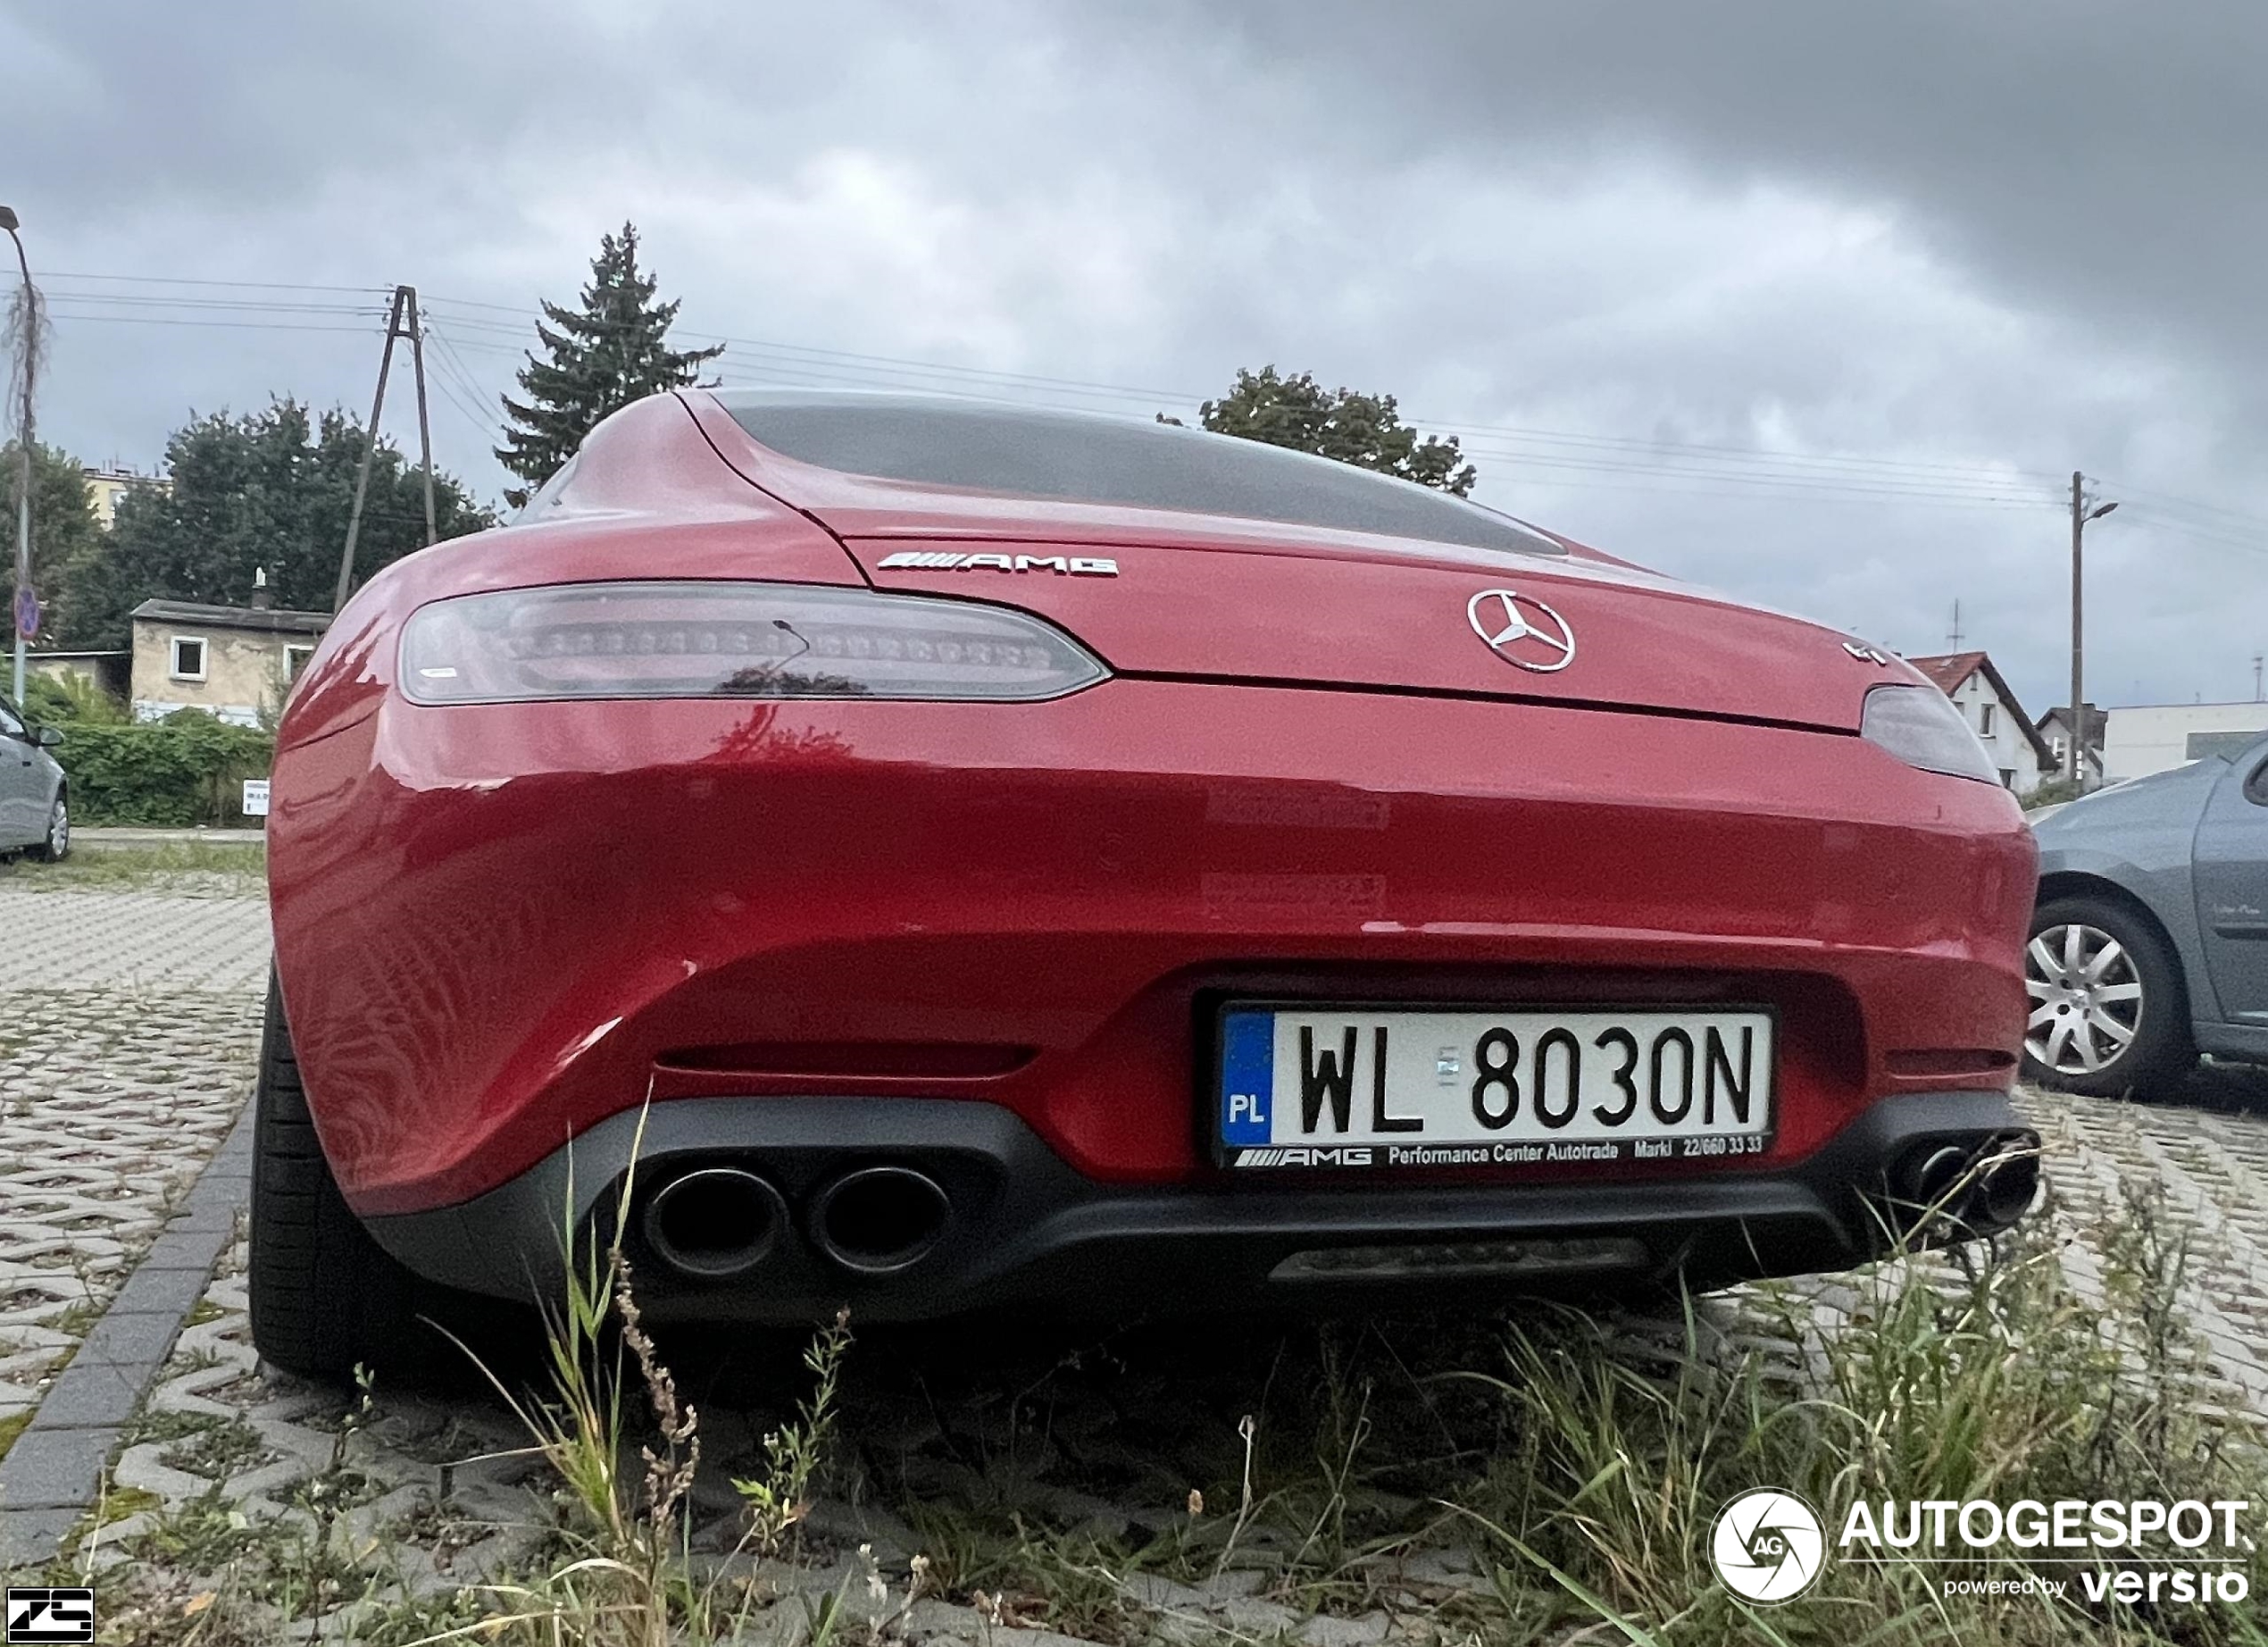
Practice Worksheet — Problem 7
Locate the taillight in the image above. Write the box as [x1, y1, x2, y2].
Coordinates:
[398, 581, 1109, 705]
[1860, 684, 2001, 783]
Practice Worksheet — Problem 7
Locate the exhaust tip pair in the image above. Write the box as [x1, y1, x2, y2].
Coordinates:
[1890, 1133, 2040, 1236]
[641, 1164, 951, 1281]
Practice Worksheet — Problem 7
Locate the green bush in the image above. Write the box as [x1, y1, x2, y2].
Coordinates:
[50, 709, 274, 827]
[22, 668, 129, 725]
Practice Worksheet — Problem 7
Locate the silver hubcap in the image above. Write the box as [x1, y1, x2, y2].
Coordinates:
[50, 801, 67, 855]
[2024, 923, 2143, 1075]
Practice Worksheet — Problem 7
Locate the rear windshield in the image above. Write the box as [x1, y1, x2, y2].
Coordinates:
[714, 390, 1563, 557]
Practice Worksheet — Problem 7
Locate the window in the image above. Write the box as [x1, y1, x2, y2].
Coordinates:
[1978, 703, 1997, 736]
[2189, 730, 2268, 762]
[716, 390, 1565, 559]
[170, 636, 207, 681]
[0, 700, 21, 738]
[285, 645, 315, 683]
[1999, 769, 2015, 789]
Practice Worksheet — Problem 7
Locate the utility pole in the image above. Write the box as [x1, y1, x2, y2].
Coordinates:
[1947, 599, 1964, 650]
[334, 285, 438, 613]
[2, 206, 36, 709]
[2067, 472, 2119, 787]
[2255, 652, 2264, 703]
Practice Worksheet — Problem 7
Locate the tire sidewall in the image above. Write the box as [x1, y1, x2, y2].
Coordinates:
[2022, 895, 2192, 1098]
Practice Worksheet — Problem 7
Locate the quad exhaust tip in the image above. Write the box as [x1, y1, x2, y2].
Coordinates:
[643, 1166, 790, 1280]
[810, 1165, 951, 1275]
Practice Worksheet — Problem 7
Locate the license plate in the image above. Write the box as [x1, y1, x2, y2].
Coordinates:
[1214, 1003, 1775, 1170]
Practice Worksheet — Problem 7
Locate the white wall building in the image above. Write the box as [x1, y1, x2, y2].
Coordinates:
[2101, 701, 2268, 782]
[1906, 652, 2055, 796]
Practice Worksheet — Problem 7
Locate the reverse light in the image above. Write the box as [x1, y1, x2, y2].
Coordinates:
[398, 581, 1109, 705]
[1860, 684, 2001, 783]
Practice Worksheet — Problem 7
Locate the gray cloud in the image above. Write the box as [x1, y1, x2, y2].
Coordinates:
[2, 0, 2260, 715]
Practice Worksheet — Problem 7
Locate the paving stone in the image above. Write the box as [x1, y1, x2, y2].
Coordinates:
[22, 1359, 146, 1431]
[0, 1503, 82, 1571]
[0, 1424, 117, 1509]
[104, 1261, 216, 1319]
[131, 1229, 235, 1272]
[70, 1301, 186, 1369]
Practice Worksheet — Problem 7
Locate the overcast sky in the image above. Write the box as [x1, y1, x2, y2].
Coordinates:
[5, 0, 2264, 715]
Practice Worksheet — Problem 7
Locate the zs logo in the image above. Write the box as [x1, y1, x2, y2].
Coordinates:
[5, 1588, 96, 1644]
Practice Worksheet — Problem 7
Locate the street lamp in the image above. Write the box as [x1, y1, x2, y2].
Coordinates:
[1, 205, 33, 709]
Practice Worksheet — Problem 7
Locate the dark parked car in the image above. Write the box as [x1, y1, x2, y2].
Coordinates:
[0, 693, 69, 860]
[2026, 733, 2268, 1093]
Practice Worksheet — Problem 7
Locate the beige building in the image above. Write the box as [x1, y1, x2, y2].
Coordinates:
[82, 464, 168, 530]
[129, 597, 330, 726]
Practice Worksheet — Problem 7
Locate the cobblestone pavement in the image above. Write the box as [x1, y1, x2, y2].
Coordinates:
[43, 1063, 2268, 1640]
[0, 991, 263, 1430]
[0, 886, 271, 992]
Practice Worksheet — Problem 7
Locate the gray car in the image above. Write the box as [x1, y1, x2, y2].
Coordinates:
[2028, 732, 2268, 1093]
[0, 694, 69, 861]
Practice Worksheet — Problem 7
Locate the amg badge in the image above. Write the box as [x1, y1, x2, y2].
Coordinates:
[877, 551, 1119, 576]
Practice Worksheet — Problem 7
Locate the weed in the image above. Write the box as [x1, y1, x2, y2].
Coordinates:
[158, 1416, 273, 1482]
[425, 1111, 859, 1644]
[735, 1305, 854, 1557]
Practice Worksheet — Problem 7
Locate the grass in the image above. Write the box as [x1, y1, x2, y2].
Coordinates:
[875, 1174, 2268, 1647]
[0, 840, 266, 895]
[36, 1149, 2268, 1647]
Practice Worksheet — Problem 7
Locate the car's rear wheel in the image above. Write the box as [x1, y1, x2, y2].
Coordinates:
[248, 972, 421, 1377]
[29, 794, 68, 862]
[2021, 896, 2193, 1098]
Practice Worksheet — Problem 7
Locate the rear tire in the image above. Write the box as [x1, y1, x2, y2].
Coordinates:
[248, 973, 420, 1377]
[2020, 896, 2194, 1099]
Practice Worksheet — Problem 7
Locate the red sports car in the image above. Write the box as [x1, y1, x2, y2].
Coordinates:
[250, 389, 2039, 1375]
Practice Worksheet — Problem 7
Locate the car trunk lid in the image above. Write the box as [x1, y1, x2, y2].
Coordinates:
[847, 534, 1880, 732]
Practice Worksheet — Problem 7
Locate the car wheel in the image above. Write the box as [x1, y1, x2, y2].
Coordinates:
[2021, 896, 2194, 1098]
[247, 971, 421, 1377]
[29, 795, 68, 862]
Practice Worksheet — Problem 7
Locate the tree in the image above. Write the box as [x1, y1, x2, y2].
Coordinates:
[49, 399, 493, 650]
[0, 440, 105, 648]
[1184, 366, 1479, 496]
[496, 222, 724, 506]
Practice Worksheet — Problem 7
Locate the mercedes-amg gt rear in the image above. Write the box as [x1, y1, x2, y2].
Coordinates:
[250, 389, 2038, 1375]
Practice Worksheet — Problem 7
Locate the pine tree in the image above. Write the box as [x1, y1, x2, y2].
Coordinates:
[496, 222, 724, 506]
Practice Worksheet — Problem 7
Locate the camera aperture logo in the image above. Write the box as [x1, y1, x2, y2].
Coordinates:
[1711, 1489, 1826, 1603]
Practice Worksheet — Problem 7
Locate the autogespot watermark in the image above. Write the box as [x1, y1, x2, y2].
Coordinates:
[1707, 1492, 2256, 1609]
[1710, 1490, 1827, 1602]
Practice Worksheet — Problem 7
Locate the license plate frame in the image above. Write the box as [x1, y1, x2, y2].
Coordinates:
[1210, 999, 1779, 1171]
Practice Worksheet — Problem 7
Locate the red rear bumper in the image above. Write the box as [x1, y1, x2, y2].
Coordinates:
[270, 680, 2034, 1217]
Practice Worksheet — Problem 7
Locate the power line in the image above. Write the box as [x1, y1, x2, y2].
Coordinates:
[43, 271, 393, 297]
[34, 269, 2268, 548]
[45, 312, 387, 333]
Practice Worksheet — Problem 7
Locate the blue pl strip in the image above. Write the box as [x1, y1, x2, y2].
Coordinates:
[1219, 1011, 1276, 1146]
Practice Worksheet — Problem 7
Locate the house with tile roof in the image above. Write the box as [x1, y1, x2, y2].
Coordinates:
[2035, 702, 2105, 785]
[1905, 651, 2056, 797]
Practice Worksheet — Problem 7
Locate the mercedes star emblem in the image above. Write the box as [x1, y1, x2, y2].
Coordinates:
[1466, 588, 1576, 673]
